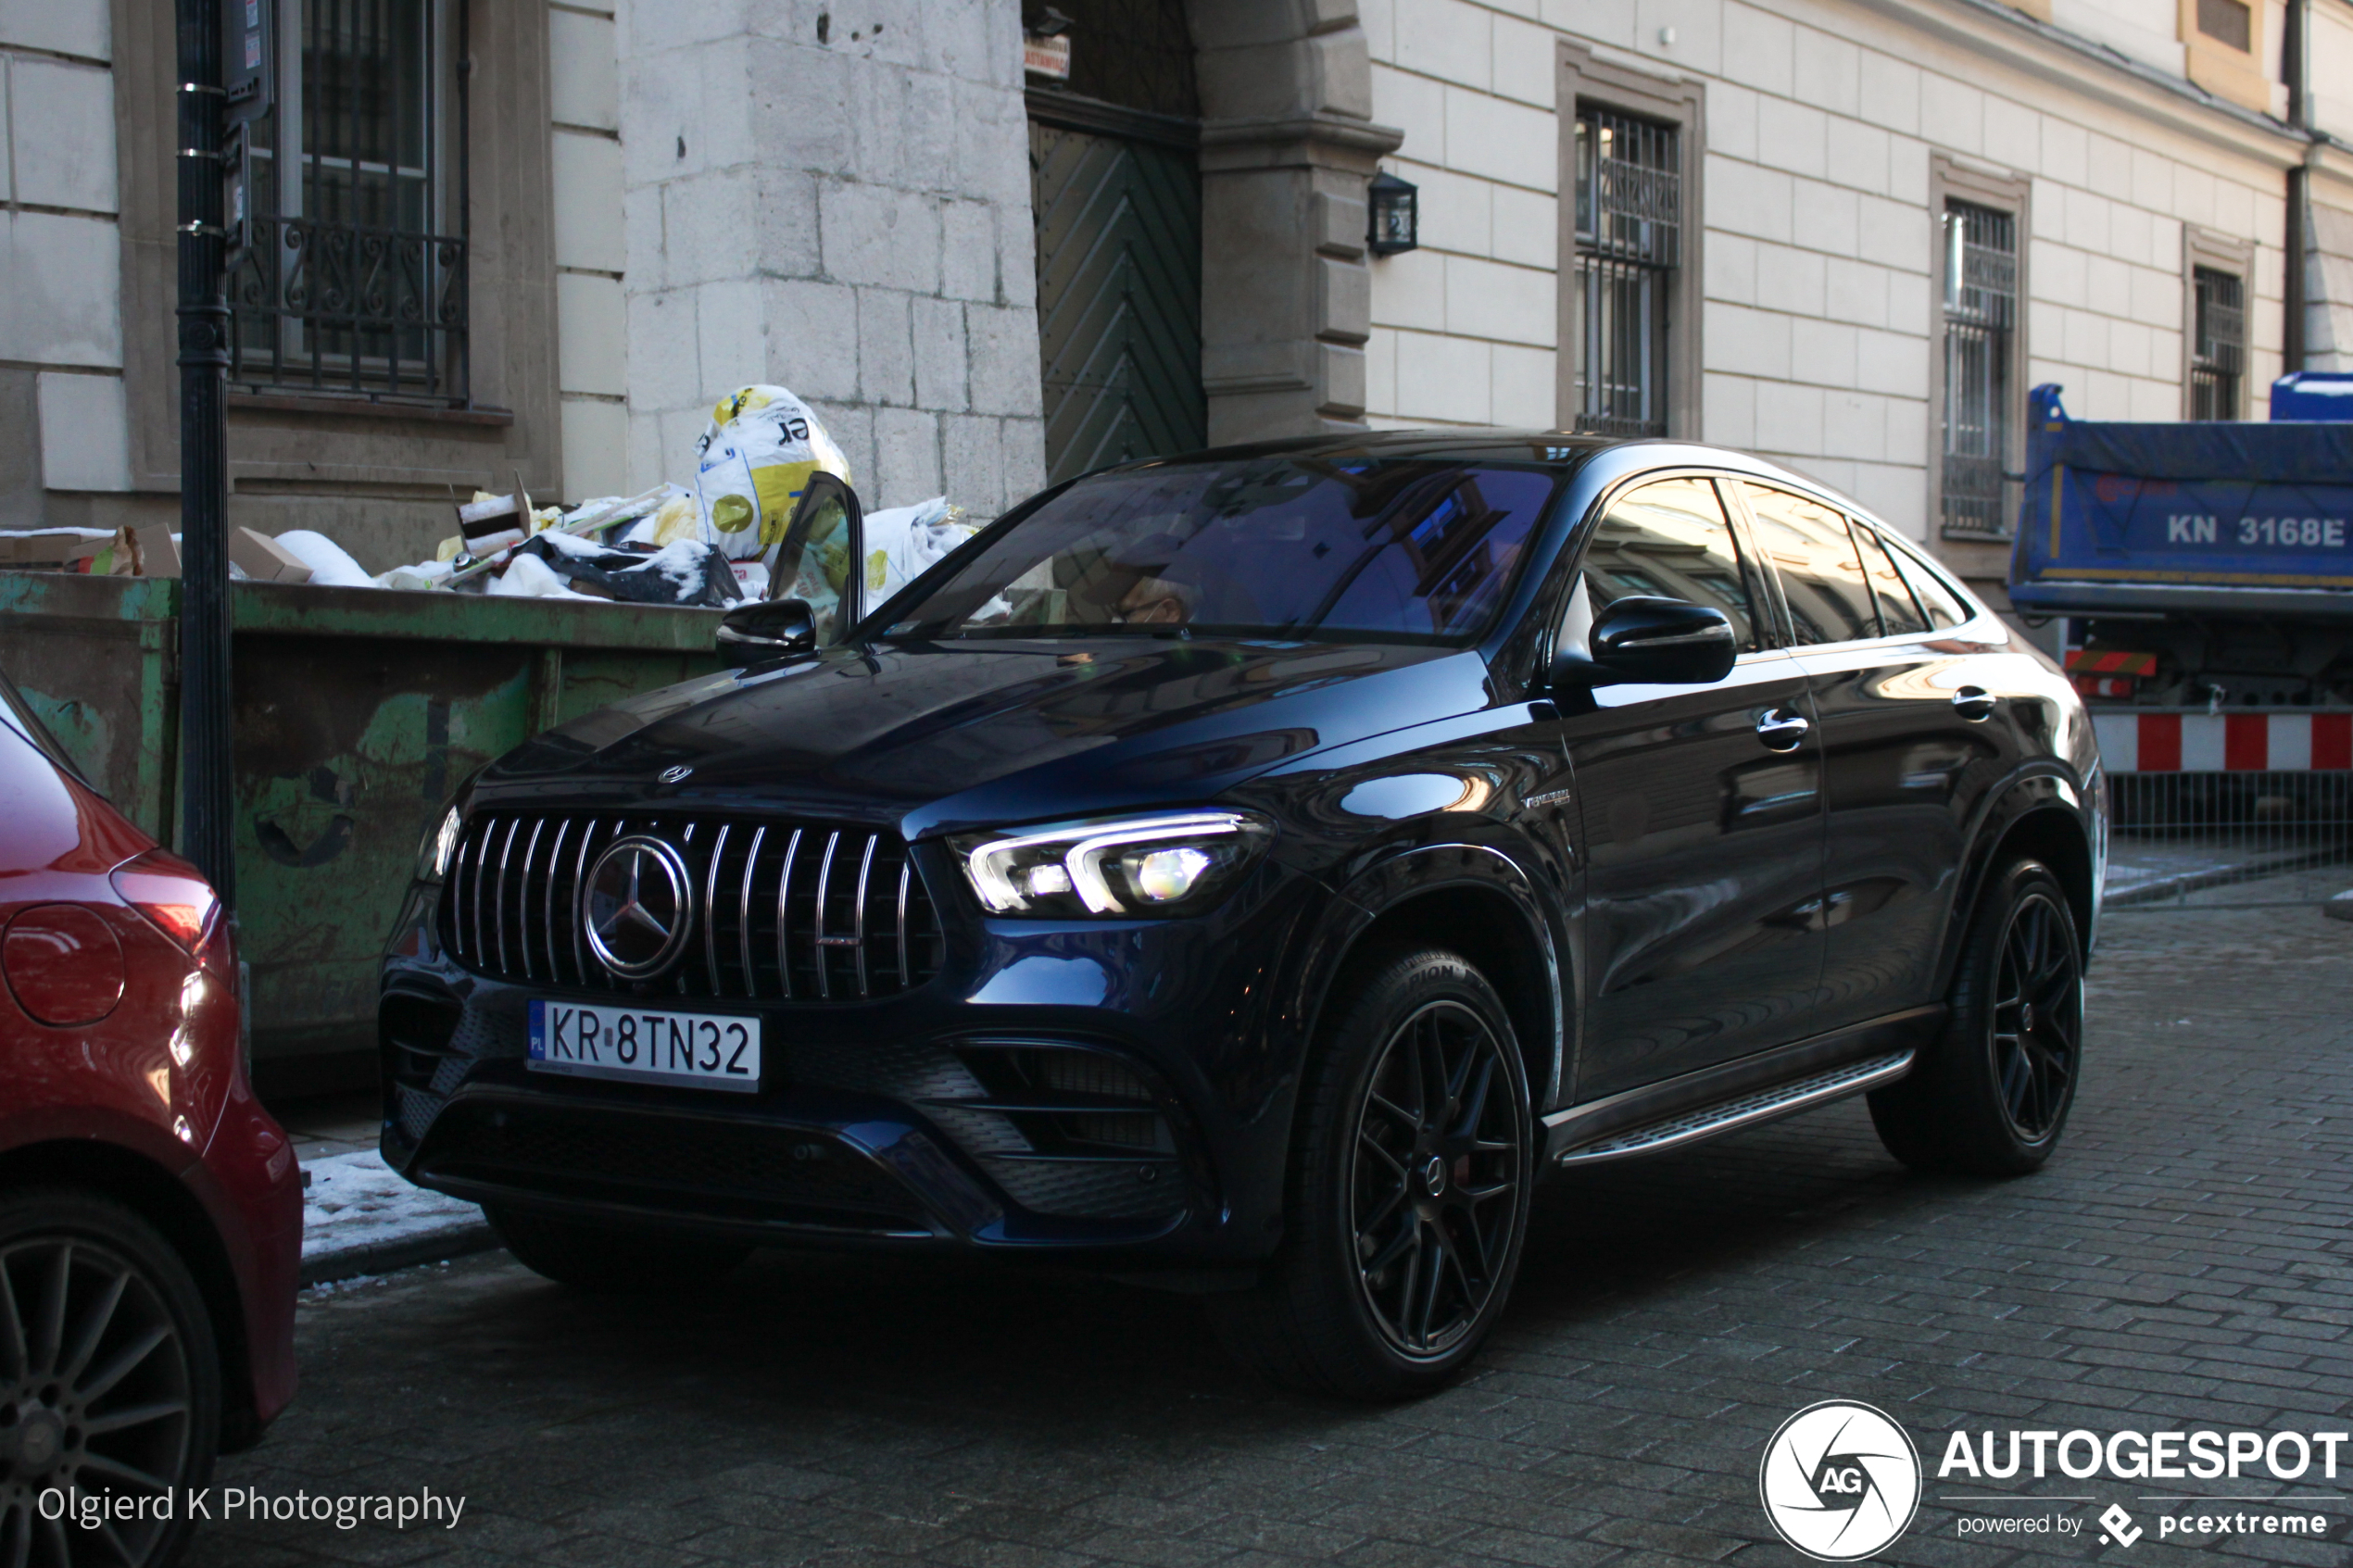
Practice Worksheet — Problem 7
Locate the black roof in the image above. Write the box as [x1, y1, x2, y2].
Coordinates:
[1109, 429, 1622, 471]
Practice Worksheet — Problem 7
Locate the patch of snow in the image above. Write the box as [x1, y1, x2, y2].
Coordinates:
[274, 530, 377, 588]
[0, 528, 113, 544]
[532, 528, 611, 559]
[638, 539, 716, 602]
[375, 559, 453, 592]
[487, 552, 598, 599]
[302, 1148, 483, 1262]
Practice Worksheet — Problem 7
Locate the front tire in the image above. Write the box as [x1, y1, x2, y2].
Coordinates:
[0, 1190, 222, 1568]
[1869, 858, 2084, 1176]
[1211, 947, 1533, 1401]
[486, 1206, 751, 1293]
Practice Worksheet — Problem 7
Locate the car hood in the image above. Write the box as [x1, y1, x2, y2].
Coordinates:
[476, 638, 1496, 837]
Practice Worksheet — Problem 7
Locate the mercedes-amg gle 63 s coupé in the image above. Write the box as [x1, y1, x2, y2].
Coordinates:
[381, 433, 2103, 1400]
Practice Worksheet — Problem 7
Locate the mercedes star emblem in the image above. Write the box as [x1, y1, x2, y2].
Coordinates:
[582, 835, 693, 978]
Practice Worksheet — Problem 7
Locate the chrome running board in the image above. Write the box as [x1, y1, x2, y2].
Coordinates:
[1552, 1049, 1914, 1166]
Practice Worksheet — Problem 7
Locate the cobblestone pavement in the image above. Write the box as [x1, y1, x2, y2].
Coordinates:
[190, 896, 2353, 1568]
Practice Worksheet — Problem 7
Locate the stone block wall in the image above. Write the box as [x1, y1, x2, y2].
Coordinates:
[553, 0, 631, 502]
[616, 0, 1048, 518]
[0, 2, 125, 524]
[1359, 0, 2296, 545]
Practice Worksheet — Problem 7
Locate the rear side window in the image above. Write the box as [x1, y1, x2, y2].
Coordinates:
[1742, 483, 1879, 645]
[1580, 476, 1765, 653]
[1852, 523, 1929, 636]
[1881, 537, 1971, 630]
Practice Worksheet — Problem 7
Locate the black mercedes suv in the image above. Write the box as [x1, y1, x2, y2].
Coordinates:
[381, 433, 2105, 1399]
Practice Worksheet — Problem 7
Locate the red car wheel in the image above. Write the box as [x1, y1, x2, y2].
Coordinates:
[0, 1191, 220, 1568]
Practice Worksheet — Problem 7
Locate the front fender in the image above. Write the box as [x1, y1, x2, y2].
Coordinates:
[1282, 826, 1570, 1111]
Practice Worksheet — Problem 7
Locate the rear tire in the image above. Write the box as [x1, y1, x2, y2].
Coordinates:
[0, 1189, 221, 1568]
[486, 1206, 751, 1293]
[1869, 858, 2084, 1176]
[1209, 947, 1533, 1401]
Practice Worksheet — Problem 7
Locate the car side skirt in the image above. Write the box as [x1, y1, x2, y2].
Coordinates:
[1541, 1004, 1943, 1166]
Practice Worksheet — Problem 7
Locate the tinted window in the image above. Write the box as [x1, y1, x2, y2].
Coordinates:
[882, 458, 1561, 644]
[1881, 537, 1971, 630]
[1742, 483, 1879, 645]
[1853, 523, 1929, 636]
[1580, 477, 1763, 653]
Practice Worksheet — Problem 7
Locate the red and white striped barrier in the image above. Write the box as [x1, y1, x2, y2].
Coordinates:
[2094, 710, 2353, 772]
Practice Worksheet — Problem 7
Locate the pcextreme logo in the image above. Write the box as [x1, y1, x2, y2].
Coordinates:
[1758, 1401, 1924, 1562]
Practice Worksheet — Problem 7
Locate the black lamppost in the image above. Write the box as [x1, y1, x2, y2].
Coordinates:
[174, 0, 238, 903]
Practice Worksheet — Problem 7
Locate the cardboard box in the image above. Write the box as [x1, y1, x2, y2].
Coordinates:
[0, 533, 83, 569]
[229, 527, 314, 584]
[458, 493, 528, 546]
[132, 524, 182, 578]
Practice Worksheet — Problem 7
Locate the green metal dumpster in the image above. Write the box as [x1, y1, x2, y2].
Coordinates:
[0, 574, 725, 1096]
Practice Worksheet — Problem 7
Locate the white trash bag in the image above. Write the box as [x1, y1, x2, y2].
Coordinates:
[693, 385, 854, 562]
[862, 497, 977, 602]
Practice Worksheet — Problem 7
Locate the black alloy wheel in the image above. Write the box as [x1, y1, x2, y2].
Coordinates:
[1869, 858, 2084, 1176]
[1351, 1000, 1526, 1358]
[1210, 947, 1533, 1400]
[1988, 888, 2082, 1143]
[0, 1193, 220, 1568]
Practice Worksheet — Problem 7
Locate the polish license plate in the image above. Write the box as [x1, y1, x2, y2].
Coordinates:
[527, 999, 761, 1093]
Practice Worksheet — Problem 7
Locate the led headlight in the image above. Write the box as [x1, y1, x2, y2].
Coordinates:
[952, 810, 1275, 918]
[417, 806, 462, 884]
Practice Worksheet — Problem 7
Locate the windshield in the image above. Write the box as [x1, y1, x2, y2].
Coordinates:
[876, 456, 1565, 644]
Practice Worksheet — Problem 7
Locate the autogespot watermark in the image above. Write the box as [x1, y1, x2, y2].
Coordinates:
[1759, 1401, 1923, 1561]
[36, 1486, 467, 1533]
[1761, 1404, 2348, 1557]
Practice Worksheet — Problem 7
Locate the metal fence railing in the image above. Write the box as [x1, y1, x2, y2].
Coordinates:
[2104, 769, 2353, 909]
[2095, 708, 2353, 909]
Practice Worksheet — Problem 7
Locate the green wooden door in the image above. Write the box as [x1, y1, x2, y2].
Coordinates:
[1030, 119, 1204, 483]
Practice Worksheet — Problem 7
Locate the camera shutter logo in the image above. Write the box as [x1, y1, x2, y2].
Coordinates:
[1758, 1400, 1921, 1561]
[583, 836, 693, 978]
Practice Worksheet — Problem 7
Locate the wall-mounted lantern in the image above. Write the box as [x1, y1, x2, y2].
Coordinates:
[1367, 171, 1419, 257]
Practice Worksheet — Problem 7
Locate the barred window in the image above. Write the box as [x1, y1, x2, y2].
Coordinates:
[228, 0, 469, 405]
[2190, 267, 2244, 421]
[1569, 109, 1680, 439]
[1939, 200, 2017, 540]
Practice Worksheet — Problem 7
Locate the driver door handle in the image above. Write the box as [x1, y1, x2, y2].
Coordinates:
[1755, 708, 1810, 751]
[1952, 686, 1996, 721]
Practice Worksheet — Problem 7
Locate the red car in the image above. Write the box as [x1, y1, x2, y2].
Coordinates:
[0, 667, 298, 1564]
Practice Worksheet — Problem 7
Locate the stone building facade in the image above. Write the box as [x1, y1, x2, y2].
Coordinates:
[3, 0, 2350, 597]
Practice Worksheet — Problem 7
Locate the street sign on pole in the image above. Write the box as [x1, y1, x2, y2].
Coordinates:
[221, 0, 273, 124]
[176, 0, 236, 908]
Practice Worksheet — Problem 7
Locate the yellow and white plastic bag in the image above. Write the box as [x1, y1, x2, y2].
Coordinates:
[692, 385, 854, 562]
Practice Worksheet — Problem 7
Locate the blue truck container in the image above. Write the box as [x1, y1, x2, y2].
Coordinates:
[2008, 383, 2353, 709]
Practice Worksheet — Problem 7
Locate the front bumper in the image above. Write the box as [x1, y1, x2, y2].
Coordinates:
[379, 872, 1319, 1261]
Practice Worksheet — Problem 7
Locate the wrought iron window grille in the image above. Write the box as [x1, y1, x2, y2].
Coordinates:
[226, 0, 470, 408]
[2190, 267, 2244, 422]
[1570, 109, 1680, 440]
[1940, 200, 2017, 541]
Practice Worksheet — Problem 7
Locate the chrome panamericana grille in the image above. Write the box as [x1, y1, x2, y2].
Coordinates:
[441, 813, 943, 1001]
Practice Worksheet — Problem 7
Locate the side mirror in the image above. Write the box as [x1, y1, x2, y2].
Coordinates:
[716, 597, 816, 668]
[764, 470, 863, 642]
[1571, 596, 1738, 686]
